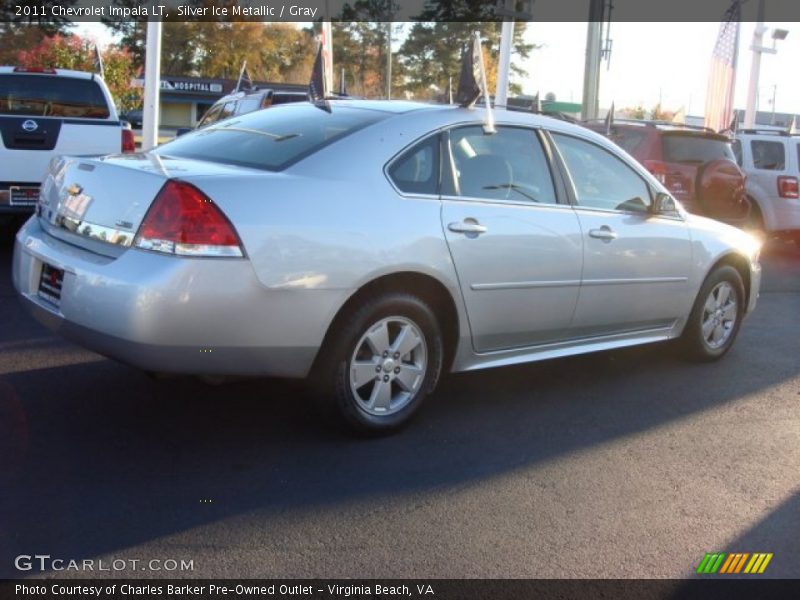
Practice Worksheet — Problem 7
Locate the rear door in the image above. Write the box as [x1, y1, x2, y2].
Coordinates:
[440, 125, 583, 352]
[550, 131, 692, 337]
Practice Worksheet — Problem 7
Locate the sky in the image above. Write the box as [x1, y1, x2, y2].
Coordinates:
[74, 20, 800, 117]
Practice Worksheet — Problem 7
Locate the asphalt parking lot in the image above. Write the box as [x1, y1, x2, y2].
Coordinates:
[0, 227, 798, 579]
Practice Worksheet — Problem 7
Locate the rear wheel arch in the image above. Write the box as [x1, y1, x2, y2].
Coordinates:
[313, 271, 461, 374]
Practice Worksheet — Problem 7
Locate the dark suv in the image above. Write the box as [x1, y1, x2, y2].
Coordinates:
[583, 120, 750, 226]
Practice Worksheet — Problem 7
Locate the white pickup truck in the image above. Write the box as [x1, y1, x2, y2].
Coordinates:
[1, 66, 135, 226]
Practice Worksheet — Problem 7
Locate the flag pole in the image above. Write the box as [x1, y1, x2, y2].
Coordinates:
[235, 60, 247, 93]
[473, 31, 495, 134]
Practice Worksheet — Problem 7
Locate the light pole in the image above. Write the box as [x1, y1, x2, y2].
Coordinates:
[744, 0, 789, 129]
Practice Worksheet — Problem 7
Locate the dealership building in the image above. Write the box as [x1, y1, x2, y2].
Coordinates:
[134, 75, 307, 128]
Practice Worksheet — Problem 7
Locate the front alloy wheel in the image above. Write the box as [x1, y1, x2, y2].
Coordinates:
[682, 265, 745, 361]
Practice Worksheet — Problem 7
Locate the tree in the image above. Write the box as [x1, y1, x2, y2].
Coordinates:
[16, 35, 142, 112]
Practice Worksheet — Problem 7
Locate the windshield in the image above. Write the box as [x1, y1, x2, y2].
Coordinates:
[0, 74, 110, 119]
[155, 103, 388, 171]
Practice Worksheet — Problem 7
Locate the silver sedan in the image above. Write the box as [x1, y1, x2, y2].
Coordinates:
[13, 100, 762, 433]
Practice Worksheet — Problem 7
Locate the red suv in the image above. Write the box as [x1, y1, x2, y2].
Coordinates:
[584, 120, 750, 226]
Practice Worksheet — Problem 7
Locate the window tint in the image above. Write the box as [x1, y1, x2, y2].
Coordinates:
[731, 139, 742, 166]
[446, 126, 557, 204]
[197, 104, 223, 128]
[0, 74, 110, 118]
[751, 140, 785, 170]
[661, 134, 735, 163]
[156, 103, 388, 171]
[388, 134, 440, 195]
[552, 133, 652, 213]
[608, 128, 647, 154]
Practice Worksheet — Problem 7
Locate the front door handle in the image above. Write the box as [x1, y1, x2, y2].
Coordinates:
[588, 226, 618, 241]
[448, 220, 488, 235]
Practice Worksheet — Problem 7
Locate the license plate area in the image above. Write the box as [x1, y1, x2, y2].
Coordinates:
[10, 185, 40, 206]
[38, 263, 64, 306]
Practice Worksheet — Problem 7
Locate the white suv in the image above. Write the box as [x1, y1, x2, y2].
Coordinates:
[732, 129, 800, 243]
[1, 66, 134, 225]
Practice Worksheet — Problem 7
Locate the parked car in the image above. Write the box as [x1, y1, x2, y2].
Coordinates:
[13, 101, 761, 433]
[0, 66, 135, 225]
[195, 87, 308, 129]
[732, 129, 800, 243]
[583, 120, 750, 227]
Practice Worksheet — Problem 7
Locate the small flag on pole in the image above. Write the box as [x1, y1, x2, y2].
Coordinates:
[338, 67, 347, 96]
[235, 61, 252, 92]
[456, 32, 494, 133]
[703, 5, 740, 133]
[671, 106, 686, 125]
[604, 101, 615, 134]
[789, 115, 797, 135]
[308, 39, 330, 111]
[531, 92, 541, 113]
[93, 45, 104, 79]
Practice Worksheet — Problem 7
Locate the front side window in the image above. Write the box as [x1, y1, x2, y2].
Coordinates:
[445, 126, 557, 204]
[751, 140, 786, 170]
[197, 104, 223, 128]
[551, 133, 652, 213]
[387, 134, 440, 195]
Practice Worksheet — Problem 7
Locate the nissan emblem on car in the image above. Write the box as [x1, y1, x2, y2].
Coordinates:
[21, 119, 38, 132]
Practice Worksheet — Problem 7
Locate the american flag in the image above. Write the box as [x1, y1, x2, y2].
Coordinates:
[704, 5, 740, 132]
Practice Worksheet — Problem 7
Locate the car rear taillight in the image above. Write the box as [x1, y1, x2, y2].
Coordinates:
[14, 67, 57, 74]
[777, 176, 799, 199]
[643, 160, 667, 184]
[134, 180, 244, 257]
[121, 128, 135, 153]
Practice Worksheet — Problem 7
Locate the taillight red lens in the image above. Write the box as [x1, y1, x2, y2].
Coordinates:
[777, 176, 799, 199]
[643, 160, 667, 184]
[134, 180, 243, 257]
[121, 128, 135, 153]
[14, 67, 57, 74]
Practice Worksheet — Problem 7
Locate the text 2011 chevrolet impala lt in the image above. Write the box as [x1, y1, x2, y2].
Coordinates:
[13, 101, 761, 432]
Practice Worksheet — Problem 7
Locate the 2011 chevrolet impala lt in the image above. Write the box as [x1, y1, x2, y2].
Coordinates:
[12, 100, 761, 432]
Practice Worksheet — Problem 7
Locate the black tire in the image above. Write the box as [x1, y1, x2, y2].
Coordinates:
[681, 265, 745, 362]
[317, 293, 444, 435]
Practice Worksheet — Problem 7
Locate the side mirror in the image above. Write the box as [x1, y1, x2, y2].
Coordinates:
[175, 127, 192, 137]
[654, 192, 678, 215]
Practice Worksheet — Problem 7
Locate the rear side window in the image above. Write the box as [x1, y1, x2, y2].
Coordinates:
[0, 74, 110, 119]
[608, 128, 647, 154]
[156, 103, 388, 171]
[661, 134, 735, 163]
[445, 125, 557, 204]
[388, 134, 440, 195]
[751, 140, 785, 170]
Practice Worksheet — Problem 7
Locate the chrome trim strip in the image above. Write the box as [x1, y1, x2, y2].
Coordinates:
[581, 276, 688, 286]
[471, 276, 687, 291]
[471, 279, 581, 291]
[54, 216, 135, 247]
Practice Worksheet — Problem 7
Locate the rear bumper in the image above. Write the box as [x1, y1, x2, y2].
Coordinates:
[767, 197, 800, 233]
[13, 219, 347, 378]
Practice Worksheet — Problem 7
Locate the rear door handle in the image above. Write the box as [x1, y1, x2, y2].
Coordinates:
[448, 220, 488, 235]
[588, 226, 618, 241]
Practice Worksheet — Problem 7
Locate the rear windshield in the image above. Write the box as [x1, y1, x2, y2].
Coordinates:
[155, 103, 388, 171]
[661, 133, 735, 164]
[0, 74, 110, 119]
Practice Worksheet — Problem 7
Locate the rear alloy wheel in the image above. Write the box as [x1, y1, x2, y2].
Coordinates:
[682, 266, 745, 361]
[324, 293, 443, 434]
